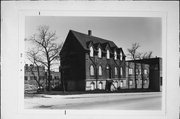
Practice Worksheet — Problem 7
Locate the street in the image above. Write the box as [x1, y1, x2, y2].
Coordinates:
[24, 92, 161, 110]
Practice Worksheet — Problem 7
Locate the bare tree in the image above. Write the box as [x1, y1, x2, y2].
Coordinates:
[142, 51, 153, 59]
[127, 43, 153, 89]
[127, 43, 140, 60]
[127, 43, 140, 89]
[28, 25, 63, 91]
[26, 49, 43, 89]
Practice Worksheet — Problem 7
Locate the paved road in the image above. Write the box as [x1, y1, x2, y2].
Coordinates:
[24, 92, 161, 110]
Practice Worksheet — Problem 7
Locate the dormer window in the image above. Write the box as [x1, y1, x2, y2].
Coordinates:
[107, 49, 110, 59]
[98, 48, 102, 58]
[90, 46, 94, 57]
[120, 52, 123, 61]
[114, 51, 117, 60]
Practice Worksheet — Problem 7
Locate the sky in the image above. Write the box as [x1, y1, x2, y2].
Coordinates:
[25, 16, 162, 70]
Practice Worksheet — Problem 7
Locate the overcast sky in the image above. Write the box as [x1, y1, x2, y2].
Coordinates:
[25, 16, 162, 70]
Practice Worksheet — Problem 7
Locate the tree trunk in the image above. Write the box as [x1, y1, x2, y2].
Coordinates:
[47, 62, 51, 91]
[134, 63, 137, 89]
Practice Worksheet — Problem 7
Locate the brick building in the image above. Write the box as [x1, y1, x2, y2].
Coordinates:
[24, 64, 61, 89]
[60, 30, 127, 91]
[60, 30, 161, 91]
[50, 71, 61, 88]
[24, 64, 45, 81]
[127, 57, 162, 91]
[125, 61, 150, 90]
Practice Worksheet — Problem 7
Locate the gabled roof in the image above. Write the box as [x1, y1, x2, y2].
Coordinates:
[70, 30, 118, 51]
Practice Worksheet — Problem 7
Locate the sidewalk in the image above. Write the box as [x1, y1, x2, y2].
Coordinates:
[25, 90, 162, 98]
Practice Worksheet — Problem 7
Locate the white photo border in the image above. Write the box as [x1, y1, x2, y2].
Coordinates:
[1, 1, 179, 119]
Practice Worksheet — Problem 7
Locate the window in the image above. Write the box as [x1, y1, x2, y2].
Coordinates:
[120, 81, 123, 87]
[114, 81, 118, 88]
[90, 65, 94, 76]
[120, 67, 123, 76]
[114, 67, 118, 76]
[90, 46, 94, 57]
[106, 65, 110, 70]
[139, 68, 141, 74]
[98, 48, 102, 58]
[99, 82, 103, 89]
[144, 69, 148, 74]
[136, 69, 139, 75]
[98, 66, 102, 76]
[120, 52, 123, 60]
[30, 76, 34, 80]
[107, 49, 110, 59]
[90, 82, 95, 90]
[129, 80, 133, 86]
[144, 79, 147, 84]
[136, 79, 139, 85]
[114, 51, 117, 60]
[129, 68, 133, 74]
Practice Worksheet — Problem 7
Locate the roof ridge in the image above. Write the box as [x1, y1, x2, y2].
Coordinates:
[70, 30, 118, 47]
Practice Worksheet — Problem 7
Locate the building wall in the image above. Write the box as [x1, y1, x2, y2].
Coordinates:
[126, 62, 150, 89]
[60, 33, 86, 91]
[128, 58, 162, 91]
[85, 51, 127, 91]
[50, 71, 61, 88]
[24, 64, 45, 81]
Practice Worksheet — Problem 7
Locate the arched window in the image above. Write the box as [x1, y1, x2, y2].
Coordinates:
[120, 80, 123, 87]
[90, 82, 95, 90]
[114, 81, 118, 88]
[98, 66, 102, 76]
[129, 80, 133, 86]
[114, 51, 117, 60]
[144, 79, 147, 84]
[98, 48, 102, 58]
[139, 68, 141, 74]
[107, 49, 110, 59]
[120, 67, 123, 76]
[90, 65, 94, 76]
[99, 82, 103, 90]
[120, 52, 123, 60]
[144, 69, 148, 74]
[114, 67, 118, 76]
[90, 46, 94, 57]
[129, 68, 133, 74]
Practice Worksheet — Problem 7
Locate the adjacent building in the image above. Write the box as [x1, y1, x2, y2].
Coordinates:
[24, 64, 61, 89]
[24, 64, 45, 81]
[125, 61, 150, 90]
[127, 58, 162, 91]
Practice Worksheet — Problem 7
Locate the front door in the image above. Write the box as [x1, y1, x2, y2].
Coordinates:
[106, 65, 111, 79]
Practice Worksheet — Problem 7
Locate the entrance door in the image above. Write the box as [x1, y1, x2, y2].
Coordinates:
[106, 65, 111, 79]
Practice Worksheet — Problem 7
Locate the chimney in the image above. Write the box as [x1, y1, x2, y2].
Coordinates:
[88, 30, 92, 36]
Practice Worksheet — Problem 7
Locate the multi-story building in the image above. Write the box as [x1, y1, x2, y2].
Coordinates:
[127, 57, 162, 91]
[60, 30, 157, 91]
[24, 64, 45, 81]
[125, 61, 150, 90]
[24, 64, 61, 89]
